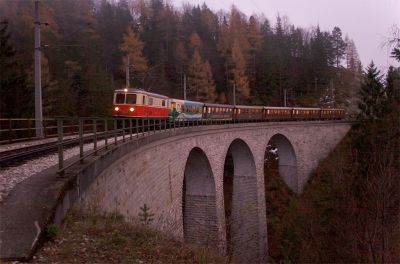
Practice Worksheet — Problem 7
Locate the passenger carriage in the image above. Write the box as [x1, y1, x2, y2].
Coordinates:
[320, 108, 345, 120]
[263, 107, 292, 121]
[292, 107, 321, 120]
[234, 105, 264, 121]
[169, 99, 203, 121]
[202, 103, 234, 120]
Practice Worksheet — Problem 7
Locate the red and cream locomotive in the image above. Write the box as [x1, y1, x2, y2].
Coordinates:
[113, 88, 169, 119]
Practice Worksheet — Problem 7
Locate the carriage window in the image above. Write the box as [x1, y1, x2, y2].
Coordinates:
[115, 93, 125, 104]
[162, 100, 166, 107]
[208, 108, 211, 114]
[148, 97, 153, 105]
[126, 94, 137, 104]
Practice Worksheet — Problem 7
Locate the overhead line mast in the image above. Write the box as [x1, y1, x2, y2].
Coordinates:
[34, 0, 43, 138]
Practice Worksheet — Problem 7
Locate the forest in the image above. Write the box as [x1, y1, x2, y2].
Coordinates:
[1, 0, 362, 118]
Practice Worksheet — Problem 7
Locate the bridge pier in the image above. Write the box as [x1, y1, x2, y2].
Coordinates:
[183, 148, 218, 246]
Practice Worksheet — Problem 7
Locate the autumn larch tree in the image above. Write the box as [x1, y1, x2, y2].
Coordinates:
[187, 32, 217, 102]
[120, 26, 148, 87]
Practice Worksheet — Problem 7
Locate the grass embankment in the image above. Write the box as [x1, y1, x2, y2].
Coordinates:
[31, 209, 226, 263]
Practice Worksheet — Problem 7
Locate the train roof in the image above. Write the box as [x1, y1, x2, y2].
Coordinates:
[292, 107, 322, 110]
[169, 98, 185, 103]
[263, 106, 293, 110]
[114, 88, 168, 99]
[169, 98, 204, 105]
[235, 105, 264, 109]
[320, 108, 344, 110]
[183, 100, 204, 106]
[204, 103, 234, 108]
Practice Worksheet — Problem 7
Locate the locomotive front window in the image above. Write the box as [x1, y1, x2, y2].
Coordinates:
[126, 94, 137, 104]
[115, 93, 125, 104]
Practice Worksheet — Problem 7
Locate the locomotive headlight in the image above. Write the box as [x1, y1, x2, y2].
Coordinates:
[124, 88, 128, 92]
[114, 107, 119, 111]
[129, 107, 135, 112]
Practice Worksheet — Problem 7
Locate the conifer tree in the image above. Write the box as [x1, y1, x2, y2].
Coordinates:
[232, 39, 250, 100]
[247, 15, 262, 82]
[345, 36, 361, 74]
[331, 26, 346, 67]
[385, 66, 400, 115]
[187, 32, 217, 102]
[391, 47, 400, 61]
[121, 26, 148, 86]
[0, 20, 33, 118]
[358, 62, 385, 120]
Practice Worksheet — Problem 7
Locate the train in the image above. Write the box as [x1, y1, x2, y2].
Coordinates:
[112, 88, 345, 121]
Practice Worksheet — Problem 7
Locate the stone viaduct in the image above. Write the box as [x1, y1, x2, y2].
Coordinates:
[75, 121, 351, 263]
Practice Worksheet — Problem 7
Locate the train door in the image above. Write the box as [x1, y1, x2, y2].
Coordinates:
[202, 106, 207, 119]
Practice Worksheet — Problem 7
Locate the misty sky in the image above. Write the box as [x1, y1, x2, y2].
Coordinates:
[175, 0, 400, 72]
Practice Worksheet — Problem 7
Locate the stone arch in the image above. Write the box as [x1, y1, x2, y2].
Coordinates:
[267, 133, 298, 192]
[223, 139, 259, 262]
[182, 147, 218, 246]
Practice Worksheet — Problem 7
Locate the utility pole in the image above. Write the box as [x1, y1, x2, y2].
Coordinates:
[183, 73, 187, 100]
[233, 82, 236, 106]
[34, 0, 43, 138]
[330, 79, 334, 107]
[126, 56, 130, 88]
[284, 89, 287, 107]
[314, 77, 318, 93]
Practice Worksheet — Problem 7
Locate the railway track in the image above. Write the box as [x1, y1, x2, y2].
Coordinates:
[0, 134, 103, 167]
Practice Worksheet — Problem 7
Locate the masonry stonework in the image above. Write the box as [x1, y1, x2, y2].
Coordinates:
[79, 122, 351, 263]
